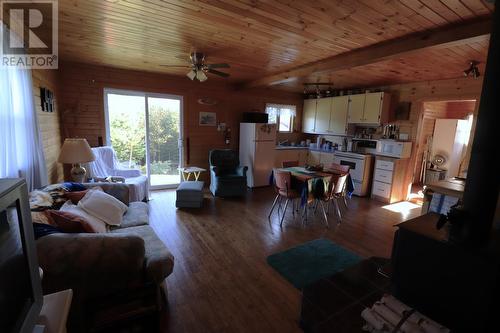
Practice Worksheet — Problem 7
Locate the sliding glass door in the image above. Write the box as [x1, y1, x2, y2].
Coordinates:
[104, 89, 183, 189]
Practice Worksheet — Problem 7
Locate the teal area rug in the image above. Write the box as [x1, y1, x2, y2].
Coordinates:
[267, 239, 362, 289]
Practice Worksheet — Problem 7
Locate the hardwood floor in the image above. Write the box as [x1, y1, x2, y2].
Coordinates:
[149, 187, 422, 333]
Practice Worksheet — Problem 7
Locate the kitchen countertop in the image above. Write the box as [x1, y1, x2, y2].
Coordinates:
[425, 177, 465, 198]
[275, 146, 407, 159]
[275, 146, 309, 150]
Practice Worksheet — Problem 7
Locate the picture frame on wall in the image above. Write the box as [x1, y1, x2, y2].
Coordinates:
[199, 112, 217, 126]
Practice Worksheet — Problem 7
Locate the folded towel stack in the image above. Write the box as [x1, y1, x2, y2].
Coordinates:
[361, 294, 450, 333]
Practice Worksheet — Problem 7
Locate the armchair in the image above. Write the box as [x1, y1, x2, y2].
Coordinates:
[86, 146, 148, 202]
[209, 149, 248, 197]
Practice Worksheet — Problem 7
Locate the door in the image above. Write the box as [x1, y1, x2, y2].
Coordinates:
[315, 97, 332, 133]
[348, 94, 365, 123]
[329, 96, 349, 134]
[105, 89, 183, 190]
[146, 95, 183, 188]
[364, 92, 383, 123]
[302, 99, 317, 133]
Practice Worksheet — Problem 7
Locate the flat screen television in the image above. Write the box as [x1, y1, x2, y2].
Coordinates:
[0, 179, 43, 333]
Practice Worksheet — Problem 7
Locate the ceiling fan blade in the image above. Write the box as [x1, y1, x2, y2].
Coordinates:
[208, 69, 230, 78]
[207, 63, 230, 69]
[160, 64, 192, 68]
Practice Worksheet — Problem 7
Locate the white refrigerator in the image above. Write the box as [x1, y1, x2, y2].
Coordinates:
[239, 123, 276, 188]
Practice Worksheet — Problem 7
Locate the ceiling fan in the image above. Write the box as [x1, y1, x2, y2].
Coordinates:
[160, 52, 230, 82]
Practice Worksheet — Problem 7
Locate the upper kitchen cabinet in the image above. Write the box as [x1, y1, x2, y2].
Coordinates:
[315, 97, 332, 133]
[329, 95, 349, 135]
[302, 92, 390, 134]
[347, 94, 365, 123]
[302, 99, 317, 133]
[348, 92, 391, 125]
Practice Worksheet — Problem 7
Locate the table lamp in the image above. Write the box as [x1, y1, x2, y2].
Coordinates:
[58, 138, 95, 183]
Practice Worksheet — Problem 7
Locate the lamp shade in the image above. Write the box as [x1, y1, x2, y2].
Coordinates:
[58, 138, 95, 164]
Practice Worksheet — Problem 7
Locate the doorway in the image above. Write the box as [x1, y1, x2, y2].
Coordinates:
[104, 88, 183, 189]
[411, 99, 476, 197]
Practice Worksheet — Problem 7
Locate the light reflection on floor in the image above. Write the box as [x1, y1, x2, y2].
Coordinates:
[382, 201, 422, 219]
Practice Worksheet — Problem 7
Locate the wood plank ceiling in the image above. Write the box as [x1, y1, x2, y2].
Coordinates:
[58, 0, 494, 91]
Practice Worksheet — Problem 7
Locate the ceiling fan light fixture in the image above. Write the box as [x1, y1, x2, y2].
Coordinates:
[463, 60, 480, 79]
[186, 69, 196, 80]
[196, 70, 208, 82]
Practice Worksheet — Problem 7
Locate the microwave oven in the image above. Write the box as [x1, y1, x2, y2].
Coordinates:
[376, 140, 412, 158]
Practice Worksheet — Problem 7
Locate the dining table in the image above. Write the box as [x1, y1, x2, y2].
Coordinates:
[273, 166, 345, 206]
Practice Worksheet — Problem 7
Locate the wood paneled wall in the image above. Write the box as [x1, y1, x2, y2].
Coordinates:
[446, 100, 477, 119]
[32, 69, 63, 183]
[57, 62, 303, 181]
[383, 77, 484, 192]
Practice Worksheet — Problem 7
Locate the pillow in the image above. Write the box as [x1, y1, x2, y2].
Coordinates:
[45, 210, 95, 233]
[61, 182, 87, 192]
[33, 223, 62, 240]
[59, 201, 108, 233]
[64, 190, 89, 204]
[29, 190, 54, 211]
[78, 189, 127, 226]
[31, 211, 54, 225]
[64, 186, 104, 204]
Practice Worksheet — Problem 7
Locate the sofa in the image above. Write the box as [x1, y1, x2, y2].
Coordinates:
[86, 146, 149, 202]
[209, 149, 248, 197]
[36, 183, 174, 332]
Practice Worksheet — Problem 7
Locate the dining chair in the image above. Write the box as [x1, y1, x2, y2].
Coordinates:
[269, 169, 301, 227]
[328, 173, 349, 223]
[307, 176, 333, 228]
[282, 160, 299, 168]
[327, 163, 350, 208]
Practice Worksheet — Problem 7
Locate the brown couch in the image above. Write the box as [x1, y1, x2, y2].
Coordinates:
[36, 183, 174, 332]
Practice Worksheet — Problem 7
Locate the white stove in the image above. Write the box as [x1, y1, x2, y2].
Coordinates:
[333, 151, 374, 196]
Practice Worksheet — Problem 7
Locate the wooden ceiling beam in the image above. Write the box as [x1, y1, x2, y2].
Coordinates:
[245, 18, 492, 88]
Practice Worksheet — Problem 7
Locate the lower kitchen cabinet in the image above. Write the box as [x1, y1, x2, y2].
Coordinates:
[307, 151, 336, 166]
[371, 156, 409, 203]
[275, 149, 309, 168]
[320, 152, 335, 166]
[307, 151, 321, 165]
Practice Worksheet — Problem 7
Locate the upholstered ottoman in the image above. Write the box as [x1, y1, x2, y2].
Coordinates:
[176, 181, 204, 208]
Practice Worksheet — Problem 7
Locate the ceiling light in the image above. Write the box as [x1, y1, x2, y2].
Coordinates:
[463, 61, 480, 79]
[186, 69, 196, 80]
[196, 70, 208, 82]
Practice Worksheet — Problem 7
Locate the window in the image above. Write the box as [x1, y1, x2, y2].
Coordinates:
[265, 104, 296, 132]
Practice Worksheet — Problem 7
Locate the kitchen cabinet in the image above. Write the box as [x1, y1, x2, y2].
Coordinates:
[371, 155, 409, 203]
[347, 94, 365, 123]
[320, 152, 335, 166]
[275, 148, 309, 168]
[307, 151, 336, 166]
[307, 151, 321, 165]
[364, 92, 385, 123]
[302, 99, 317, 133]
[302, 92, 390, 134]
[329, 95, 349, 135]
[315, 97, 332, 133]
[348, 92, 391, 125]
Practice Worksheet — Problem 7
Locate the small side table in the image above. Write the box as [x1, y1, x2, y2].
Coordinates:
[178, 166, 206, 181]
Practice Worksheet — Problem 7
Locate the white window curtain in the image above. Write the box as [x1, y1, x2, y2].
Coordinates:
[0, 28, 48, 190]
[265, 103, 297, 124]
